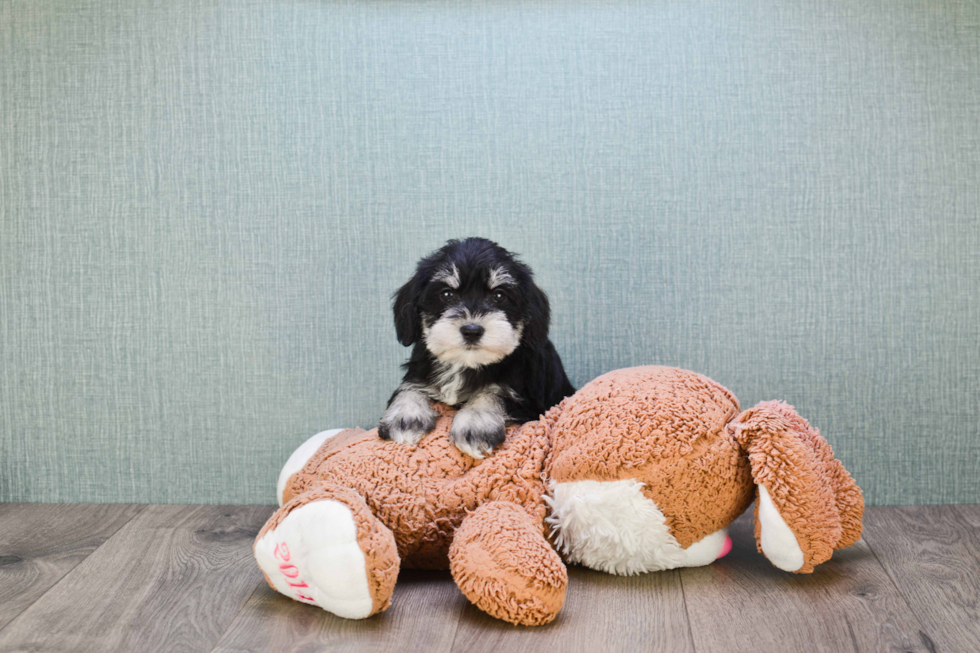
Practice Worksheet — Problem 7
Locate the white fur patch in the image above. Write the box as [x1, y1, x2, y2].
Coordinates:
[379, 384, 437, 444]
[757, 485, 805, 572]
[429, 362, 469, 406]
[545, 479, 729, 575]
[423, 310, 521, 369]
[488, 266, 515, 289]
[254, 499, 374, 619]
[450, 390, 506, 459]
[277, 429, 345, 507]
[433, 264, 460, 289]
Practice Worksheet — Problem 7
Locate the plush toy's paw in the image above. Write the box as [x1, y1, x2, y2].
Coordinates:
[450, 501, 567, 626]
[449, 402, 506, 459]
[731, 401, 864, 574]
[378, 389, 438, 445]
[254, 484, 399, 619]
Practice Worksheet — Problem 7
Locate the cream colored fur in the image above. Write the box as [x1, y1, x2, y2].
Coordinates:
[545, 479, 729, 575]
[423, 310, 522, 369]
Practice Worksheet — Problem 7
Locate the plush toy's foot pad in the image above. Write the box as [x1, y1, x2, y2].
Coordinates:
[680, 528, 732, 566]
[449, 501, 567, 626]
[254, 485, 399, 619]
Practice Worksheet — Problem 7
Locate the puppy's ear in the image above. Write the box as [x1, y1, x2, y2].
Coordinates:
[392, 274, 423, 346]
[521, 279, 551, 346]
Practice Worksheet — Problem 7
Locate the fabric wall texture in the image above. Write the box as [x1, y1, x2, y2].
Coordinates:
[1, 0, 978, 506]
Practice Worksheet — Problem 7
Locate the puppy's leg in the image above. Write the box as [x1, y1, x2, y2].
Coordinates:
[378, 383, 438, 445]
[450, 389, 507, 459]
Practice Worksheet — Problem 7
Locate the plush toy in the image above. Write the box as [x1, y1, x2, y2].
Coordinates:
[254, 366, 863, 626]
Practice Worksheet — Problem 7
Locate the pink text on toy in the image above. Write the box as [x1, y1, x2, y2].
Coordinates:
[273, 541, 315, 603]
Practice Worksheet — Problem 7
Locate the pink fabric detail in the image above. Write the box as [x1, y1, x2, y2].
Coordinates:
[274, 542, 290, 562]
[717, 535, 733, 559]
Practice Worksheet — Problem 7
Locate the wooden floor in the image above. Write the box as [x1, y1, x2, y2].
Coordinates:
[0, 504, 977, 653]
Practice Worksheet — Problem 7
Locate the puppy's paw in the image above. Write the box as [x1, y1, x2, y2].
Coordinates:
[378, 398, 437, 445]
[450, 408, 506, 459]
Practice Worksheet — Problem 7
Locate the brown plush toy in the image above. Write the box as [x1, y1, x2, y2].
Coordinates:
[255, 366, 863, 626]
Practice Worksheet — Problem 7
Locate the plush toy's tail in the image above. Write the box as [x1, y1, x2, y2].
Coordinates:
[728, 401, 864, 573]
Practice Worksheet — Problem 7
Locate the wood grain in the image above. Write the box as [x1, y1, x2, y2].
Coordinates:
[681, 509, 937, 653]
[450, 565, 693, 653]
[212, 569, 468, 653]
[0, 503, 145, 631]
[0, 505, 273, 653]
[862, 505, 980, 652]
[3, 504, 979, 652]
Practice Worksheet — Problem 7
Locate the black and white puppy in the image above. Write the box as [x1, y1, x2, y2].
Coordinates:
[378, 237, 575, 458]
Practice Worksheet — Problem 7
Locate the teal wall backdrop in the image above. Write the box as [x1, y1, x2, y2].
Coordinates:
[2, 0, 978, 506]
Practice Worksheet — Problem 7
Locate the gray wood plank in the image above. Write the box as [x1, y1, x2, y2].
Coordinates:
[212, 569, 468, 653]
[450, 566, 694, 653]
[681, 508, 936, 653]
[0, 503, 145, 631]
[0, 504, 274, 653]
[5, 503, 975, 653]
[862, 505, 980, 652]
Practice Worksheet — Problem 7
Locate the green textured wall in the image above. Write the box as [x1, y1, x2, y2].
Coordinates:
[2, 0, 978, 506]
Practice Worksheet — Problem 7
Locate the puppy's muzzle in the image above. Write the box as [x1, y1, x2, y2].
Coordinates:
[459, 323, 485, 344]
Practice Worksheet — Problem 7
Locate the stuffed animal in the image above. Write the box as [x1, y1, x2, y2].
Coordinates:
[254, 366, 863, 626]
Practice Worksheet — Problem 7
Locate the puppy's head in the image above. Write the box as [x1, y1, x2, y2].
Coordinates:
[392, 238, 550, 368]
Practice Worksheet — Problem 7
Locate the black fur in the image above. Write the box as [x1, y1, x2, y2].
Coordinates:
[380, 237, 574, 450]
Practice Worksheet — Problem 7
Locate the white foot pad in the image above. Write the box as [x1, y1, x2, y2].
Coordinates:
[254, 499, 374, 619]
[680, 527, 731, 567]
[757, 485, 805, 572]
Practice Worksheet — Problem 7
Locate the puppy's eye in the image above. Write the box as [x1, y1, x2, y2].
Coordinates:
[491, 290, 506, 303]
[440, 289, 455, 302]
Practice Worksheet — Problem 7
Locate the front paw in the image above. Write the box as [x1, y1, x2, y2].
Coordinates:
[450, 410, 506, 459]
[378, 404, 437, 445]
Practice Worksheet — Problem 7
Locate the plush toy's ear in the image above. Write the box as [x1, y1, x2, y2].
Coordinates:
[392, 274, 423, 346]
[729, 401, 863, 574]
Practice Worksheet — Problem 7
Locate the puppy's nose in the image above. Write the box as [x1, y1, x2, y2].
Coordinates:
[460, 323, 485, 343]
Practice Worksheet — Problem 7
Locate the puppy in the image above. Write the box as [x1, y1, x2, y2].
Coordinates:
[378, 237, 575, 458]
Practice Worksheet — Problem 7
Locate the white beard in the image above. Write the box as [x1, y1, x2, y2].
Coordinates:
[423, 310, 522, 369]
